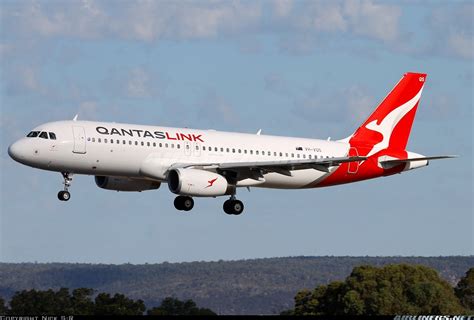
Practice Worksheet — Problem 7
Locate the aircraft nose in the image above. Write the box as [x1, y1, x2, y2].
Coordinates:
[8, 140, 26, 162]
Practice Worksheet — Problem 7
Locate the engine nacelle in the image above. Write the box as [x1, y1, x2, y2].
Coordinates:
[168, 168, 234, 197]
[95, 176, 160, 192]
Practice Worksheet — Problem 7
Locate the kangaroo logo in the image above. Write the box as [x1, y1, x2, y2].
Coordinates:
[364, 87, 423, 158]
[206, 177, 218, 188]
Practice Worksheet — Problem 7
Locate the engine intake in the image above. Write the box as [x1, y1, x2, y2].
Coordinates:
[168, 168, 234, 197]
[95, 176, 160, 192]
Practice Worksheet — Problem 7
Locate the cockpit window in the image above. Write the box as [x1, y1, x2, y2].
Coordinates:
[39, 132, 48, 139]
[49, 132, 57, 140]
[27, 131, 40, 138]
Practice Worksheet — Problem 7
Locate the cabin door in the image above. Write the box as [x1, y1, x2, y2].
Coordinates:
[72, 126, 87, 154]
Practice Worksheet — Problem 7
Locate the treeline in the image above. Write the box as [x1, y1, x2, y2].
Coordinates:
[0, 288, 215, 315]
[284, 265, 474, 315]
[1, 256, 472, 314]
[1, 265, 472, 316]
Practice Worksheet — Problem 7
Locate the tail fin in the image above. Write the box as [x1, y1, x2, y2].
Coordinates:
[348, 72, 427, 157]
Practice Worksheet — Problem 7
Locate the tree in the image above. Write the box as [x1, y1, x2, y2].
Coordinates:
[9, 288, 73, 314]
[0, 296, 8, 315]
[455, 267, 474, 311]
[147, 297, 216, 315]
[71, 288, 95, 315]
[94, 293, 145, 315]
[291, 264, 466, 315]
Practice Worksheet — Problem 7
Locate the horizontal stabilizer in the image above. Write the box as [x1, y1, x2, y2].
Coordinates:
[380, 155, 457, 165]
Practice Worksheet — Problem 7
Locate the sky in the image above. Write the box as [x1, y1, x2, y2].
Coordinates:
[0, 0, 472, 264]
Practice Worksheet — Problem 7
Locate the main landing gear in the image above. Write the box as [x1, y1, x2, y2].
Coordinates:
[174, 195, 194, 211]
[58, 172, 72, 201]
[223, 196, 244, 215]
[172, 195, 244, 215]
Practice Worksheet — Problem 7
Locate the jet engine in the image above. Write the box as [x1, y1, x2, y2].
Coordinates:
[167, 168, 234, 197]
[95, 176, 160, 192]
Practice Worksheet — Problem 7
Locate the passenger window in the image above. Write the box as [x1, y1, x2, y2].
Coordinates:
[232, 148, 235, 153]
[215, 147, 218, 152]
[291, 153, 294, 158]
[274, 152, 277, 156]
[250, 150, 253, 155]
[203, 146, 206, 151]
[129, 141, 132, 145]
[39, 132, 48, 139]
[147, 142, 150, 147]
[87, 137, 91, 142]
[27, 131, 40, 138]
[165, 143, 169, 148]
[160, 143, 163, 147]
[123, 140, 126, 145]
[98, 138, 101, 143]
[244, 150, 247, 154]
[279, 152, 282, 157]
[171, 144, 174, 148]
[153, 142, 156, 147]
[92, 138, 95, 142]
[226, 148, 230, 152]
[196, 145, 199, 150]
[220, 147, 224, 152]
[49, 132, 57, 140]
[105, 139, 108, 143]
[116, 140, 120, 144]
[141, 141, 144, 146]
[135, 141, 138, 146]
[285, 153, 288, 157]
[111, 139, 114, 144]
[256, 151, 259, 155]
[186, 144, 189, 149]
[267, 151, 271, 156]
[238, 149, 241, 153]
[297, 154, 300, 158]
[177, 144, 180, 149]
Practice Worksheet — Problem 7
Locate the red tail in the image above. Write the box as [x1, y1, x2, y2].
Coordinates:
[348, 72, 427, 157]
[312, 72, 428, 188]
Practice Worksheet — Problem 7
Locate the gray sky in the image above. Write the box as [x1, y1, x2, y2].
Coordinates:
[1, 0, 472, 263]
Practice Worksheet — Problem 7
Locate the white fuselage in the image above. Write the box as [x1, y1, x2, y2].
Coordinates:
[9, 120, 350, 189]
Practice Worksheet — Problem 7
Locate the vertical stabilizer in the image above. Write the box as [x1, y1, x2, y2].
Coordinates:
[348, 72, 426, 157]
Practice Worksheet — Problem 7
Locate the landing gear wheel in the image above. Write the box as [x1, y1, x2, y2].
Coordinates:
[58, 172, 73, 202]
[174, 196, 194, 211]
[182, 197, 194, 211]
[223, 199, 244, 215]
[58, 191, 71, 201]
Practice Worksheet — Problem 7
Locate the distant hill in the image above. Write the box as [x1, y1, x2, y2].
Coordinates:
[1, 256, 472, 315]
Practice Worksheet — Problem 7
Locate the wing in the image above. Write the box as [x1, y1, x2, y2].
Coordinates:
[170, 156, 366, 182]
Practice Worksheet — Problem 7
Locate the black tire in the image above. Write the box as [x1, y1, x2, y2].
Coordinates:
[230, 200, 244, 215]
[223, 200, 244, 215]
[182, 197, 194, 211]
[58, 191, 70, 201]
[223, 200, 232, 215]
[174, 196, 184, 210]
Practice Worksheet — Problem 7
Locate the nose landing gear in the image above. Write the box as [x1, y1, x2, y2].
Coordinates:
[58, 172, 73, 201]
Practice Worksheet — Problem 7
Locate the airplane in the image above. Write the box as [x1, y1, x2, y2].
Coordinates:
[8, 72, 455, 215]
